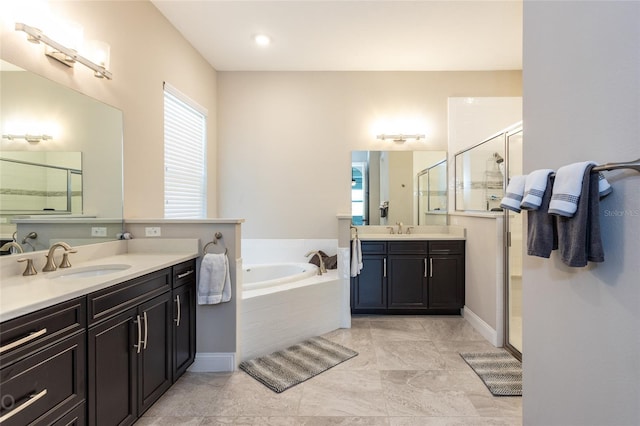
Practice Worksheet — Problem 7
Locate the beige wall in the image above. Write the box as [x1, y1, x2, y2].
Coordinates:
[0, 0, 218, 219]
[218, 71, 522, 238]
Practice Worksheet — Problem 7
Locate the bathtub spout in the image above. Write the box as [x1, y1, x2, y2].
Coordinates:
[305, 251, 327, 275]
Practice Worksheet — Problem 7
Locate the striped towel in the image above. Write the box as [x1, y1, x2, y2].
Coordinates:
[500, 175, 527, 213]
[549, 161, 612, 217]
[520, 169, 554, 210]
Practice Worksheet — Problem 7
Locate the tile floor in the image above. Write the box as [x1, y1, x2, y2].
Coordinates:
[139, 315, 522, 425]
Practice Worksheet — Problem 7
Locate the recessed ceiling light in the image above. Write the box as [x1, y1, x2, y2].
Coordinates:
[253, 34, 271, 47]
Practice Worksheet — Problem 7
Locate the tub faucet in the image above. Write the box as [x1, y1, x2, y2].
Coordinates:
[43, 242, 77, 272]
[305, 251, 327, 275]
[0, 241, 24, 254]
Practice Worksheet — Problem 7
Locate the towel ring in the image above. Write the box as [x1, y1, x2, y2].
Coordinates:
[203, 232, 228, 255]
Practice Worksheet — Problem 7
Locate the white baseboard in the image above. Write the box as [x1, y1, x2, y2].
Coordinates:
[463, 306, 500, 347]
[188, 352, 236, 372]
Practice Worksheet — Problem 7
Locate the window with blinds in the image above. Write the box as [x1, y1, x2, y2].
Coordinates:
[163, 83, 207, 218]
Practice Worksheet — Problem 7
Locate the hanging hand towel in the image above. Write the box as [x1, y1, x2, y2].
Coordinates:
[500, 175, 527, 213]
[556, 164, 605, 267]
[198, 253, 231, 305]
[527, 174, 558, 258]
[520, 169, 554, 210]
[350, 237, 363, 277]
[549, 161, 612, 217]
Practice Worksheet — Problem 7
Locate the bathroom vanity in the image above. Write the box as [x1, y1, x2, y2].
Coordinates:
[0, 241, 198, 426]
[351, 228, 465, 315]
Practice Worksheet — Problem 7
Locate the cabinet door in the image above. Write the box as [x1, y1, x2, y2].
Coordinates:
[172, 282, 196, 381]
[428, 255, 464, 309]
[351, 254, 387, 310]
[388, 255, 428, 309]
[138, 292, 172, 415]
[88, 307, 138, 426]
[0, 333, 85, 426]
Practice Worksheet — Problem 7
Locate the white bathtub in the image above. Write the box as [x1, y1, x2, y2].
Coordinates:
[243, 262, 318, 291]
[240, 262, 342, 361]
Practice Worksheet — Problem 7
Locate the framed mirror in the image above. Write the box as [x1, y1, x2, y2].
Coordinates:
[1, 60, 123, 250]
[351, 150, 447, 226]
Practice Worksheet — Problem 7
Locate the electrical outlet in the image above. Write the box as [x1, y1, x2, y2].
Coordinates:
[145, 227, 161, 237]
[91, 227, 107, 237]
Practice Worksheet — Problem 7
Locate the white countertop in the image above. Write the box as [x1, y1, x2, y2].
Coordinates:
[0, 239, 199, 322]
[352, 225, 466, 241]
[357, 233, 465, 241]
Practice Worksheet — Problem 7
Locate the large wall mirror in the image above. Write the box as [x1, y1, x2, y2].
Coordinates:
[351, 150, 447, 226]
[0, 60, 123, 250]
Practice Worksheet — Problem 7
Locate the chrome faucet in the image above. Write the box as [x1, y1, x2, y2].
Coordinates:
[0, 241, 24, 254]
[43, 242, 77, 272]
[396, 222, 404, 234]
[305, 251, 327, 275]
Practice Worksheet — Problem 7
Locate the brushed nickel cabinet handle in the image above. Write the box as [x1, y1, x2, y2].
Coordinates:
[383, 258, 387, 278]
[177, 270, 194, 279]
[174, 295, 181, 327]
[0, 389, 48, 423]
[142, 311, 148, 350]
[0, 328, 47, 354]
[134, 315, 142, 354]
[424, 258, 427, 278]
[430, 258, 433, 278]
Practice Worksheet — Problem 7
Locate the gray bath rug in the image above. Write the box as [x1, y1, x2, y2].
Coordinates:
[460, 350, 522, 396]
[239, 336, 358, 393]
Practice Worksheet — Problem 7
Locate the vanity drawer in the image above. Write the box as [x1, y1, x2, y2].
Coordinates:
[87, 268, 171, 326]
[388, 241, 428, 255]
[360, 241, 387, 255]
[0, 332, 85, 426]
[173, 259, 197, 288]
[429, 241, 465, 255]
[0, 297, 86, 368]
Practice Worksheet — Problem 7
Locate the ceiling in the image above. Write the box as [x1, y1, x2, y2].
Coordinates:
[151, 1, 523, 72]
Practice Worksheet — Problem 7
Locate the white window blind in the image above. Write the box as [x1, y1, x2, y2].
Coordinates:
[164, 83, 207, 218]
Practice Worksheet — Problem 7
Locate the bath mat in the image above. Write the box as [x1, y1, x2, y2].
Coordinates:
[459, 350, 522, 396]
[239, 336, 358, 393]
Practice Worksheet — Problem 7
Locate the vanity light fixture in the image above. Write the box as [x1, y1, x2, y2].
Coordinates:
[15, 22, 112, 79]
[376, 134, 426, 143]
[2, 133, 53, 143]
[253, 34, 271, 47]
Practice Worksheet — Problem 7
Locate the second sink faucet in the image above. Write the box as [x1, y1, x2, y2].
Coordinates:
[43, 242, 77, 272]
[305, 251, 327, 275]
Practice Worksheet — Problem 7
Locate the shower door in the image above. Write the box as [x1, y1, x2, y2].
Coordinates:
[504, 127, 524, 358]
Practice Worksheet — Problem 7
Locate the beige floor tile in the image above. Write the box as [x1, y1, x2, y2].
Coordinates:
[213, 372, 304, 417]
[142, 316, 522, 425]
[375, 340, 447, 370]
[298, 370, 388, 416]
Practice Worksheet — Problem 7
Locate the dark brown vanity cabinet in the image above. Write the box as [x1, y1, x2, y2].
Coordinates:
[172, 260, 197, 381]
[87, 269, 173, 425]
[1, 259, 198, 426]
[351, 240, 465, 314]
[0, 297, 87, 426]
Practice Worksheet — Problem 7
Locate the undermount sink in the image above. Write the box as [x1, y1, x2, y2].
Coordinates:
[46, 264, 132, 279]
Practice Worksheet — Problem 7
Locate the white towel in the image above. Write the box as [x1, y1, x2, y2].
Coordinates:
[198, 253, 231, 305]
[500, 175, 527, 213]
[350, 237, 363, 277]
[520, 169, 555, 210]
[549, 161, 612, 217]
